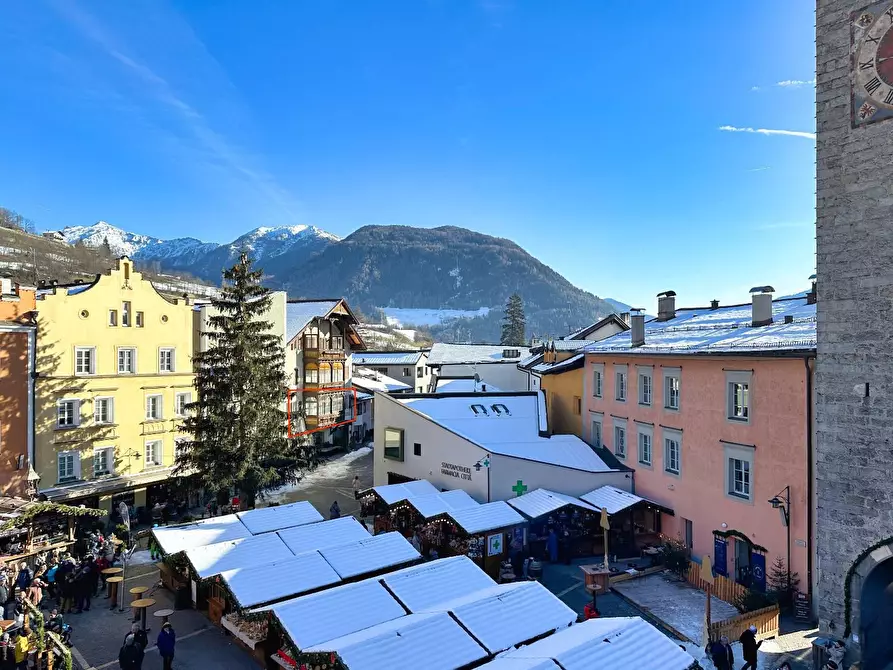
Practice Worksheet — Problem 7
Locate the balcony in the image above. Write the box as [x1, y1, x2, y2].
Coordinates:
[141, 420, 169, 436]
[53, 424, 120, 445]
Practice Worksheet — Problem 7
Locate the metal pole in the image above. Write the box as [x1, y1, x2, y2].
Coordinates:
[786, 486, 791, 591]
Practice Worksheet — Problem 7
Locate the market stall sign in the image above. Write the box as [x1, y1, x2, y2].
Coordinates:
[488, 533, 503, 556]
[441, 461, 473, 481]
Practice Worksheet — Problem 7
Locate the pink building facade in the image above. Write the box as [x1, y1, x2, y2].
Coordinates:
[583, 290, 815, 598]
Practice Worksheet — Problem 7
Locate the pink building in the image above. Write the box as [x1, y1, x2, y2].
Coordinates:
[583, 287, 816, 600]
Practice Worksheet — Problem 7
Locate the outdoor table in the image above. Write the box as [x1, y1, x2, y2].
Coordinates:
[130, 586, 149, 621]
[102, 567, 124, 598]
[0, 620, 14, 632]
[153, 609, 174, 625]
[106, 576, 124, 609]
[132, 598, 156, 632]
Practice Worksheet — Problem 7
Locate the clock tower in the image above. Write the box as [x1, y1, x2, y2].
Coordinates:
[817, 0, 893, 666]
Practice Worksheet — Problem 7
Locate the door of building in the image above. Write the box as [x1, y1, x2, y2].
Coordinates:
[682, 518, 693, 551]
[735, 538, 752, 586]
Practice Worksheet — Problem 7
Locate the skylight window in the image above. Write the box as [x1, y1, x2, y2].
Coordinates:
[491, 403, 511, 416]
[470, 403, 488, 415]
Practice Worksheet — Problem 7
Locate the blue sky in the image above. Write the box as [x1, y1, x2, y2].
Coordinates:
[0, 0, 816, 311]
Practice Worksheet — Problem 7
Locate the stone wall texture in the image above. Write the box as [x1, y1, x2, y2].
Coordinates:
[816, 0, 893, 636]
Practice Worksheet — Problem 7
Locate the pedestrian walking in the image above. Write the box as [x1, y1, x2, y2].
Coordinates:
[118, 632, 144, 670]
[0, 633, 13, 670]
[13, 630, 29, 670]
[546, 528, 558, 563]
[352, 476, 361, 500]
[156, 622, 176, 670]
[130, 623, 148, 651]
[410, 531, 422, 553]
[74, 557, 95, 613]
[45, 560, 58, 603]
[739, 625, 761, 670]
[14, 564, 30, 593]
[329, 501, 341, 519]
[705, 635, 734, 670]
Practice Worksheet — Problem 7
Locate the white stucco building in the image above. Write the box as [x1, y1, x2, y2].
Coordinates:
[372, 390, 630, 501]
[427, 344, 533, 392]
[352, 351, 431, 394]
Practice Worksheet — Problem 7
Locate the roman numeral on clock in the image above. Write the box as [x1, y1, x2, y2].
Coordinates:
[886, 7, 893, 19]
[867, 34, 881, 44]
[885, 89, 893, 105]
[861, 60, 875, 70]
[866, 76, 883, 95]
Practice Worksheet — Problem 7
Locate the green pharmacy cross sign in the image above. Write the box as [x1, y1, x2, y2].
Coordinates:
[512, 480, 528, 497]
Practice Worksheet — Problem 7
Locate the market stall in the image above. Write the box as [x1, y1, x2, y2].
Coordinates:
[277, 516, 370, 555]
[235, 501, 323, 535]
[0, 497, 104, 564]
[384, 489, 481, 539]
[507, 488, 601, 562]
[380, 555, 497, 611]
[358, 480, 440, 529]
[317, 532, 420, 580]
[579, 486, 673, 559]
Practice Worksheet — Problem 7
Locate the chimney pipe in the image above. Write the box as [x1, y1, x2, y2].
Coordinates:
[630, 309, 645, 347]
[620, 312, 630, 326]
[749, 285, 775, 326]
[656, 291, 677, 322]
[807, 273, 817, 305]
[710, 299, 720, 310]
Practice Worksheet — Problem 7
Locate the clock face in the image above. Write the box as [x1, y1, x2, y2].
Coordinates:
[856, 4, 893, 108]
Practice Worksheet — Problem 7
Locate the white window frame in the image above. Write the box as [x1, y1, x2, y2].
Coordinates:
[135, 311, 144, 328]
[145, 394, 163, 421]
[663, 367, 681, 411]
[614, 364, 628, 402]
[637, 424, 653, 467]
[612, 418, 627, 459]
[57, 451, 78, 482]
[117, 347, 136, 374]
[726, 371, 752, 423]
[108, 309, 118, 327]
[638, 367, 652, 406]
[145, 440, 163, 467]
[74, 347, 96, 376]
[56, 399, 80, 429]
[403, 367, 412, 377]
[723, 443, 755, 503]
[122, 301, 131, 327]
[175, 392, 192, 417]
[590, 413, 603, 448]
[663, 428, 682, 476]
[592, 363, 604, 398]
[158, 348, 175, 373]
[93, 446, 114, 477]
[93, 396, 114, 425]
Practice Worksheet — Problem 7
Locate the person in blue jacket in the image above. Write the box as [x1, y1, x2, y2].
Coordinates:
[546, 528, 558, 562]
[156, 622, 175, 670]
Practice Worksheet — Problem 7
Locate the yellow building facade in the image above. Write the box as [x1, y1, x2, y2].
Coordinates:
[34, 257, 194, 511]
[539, 349, 585, 438]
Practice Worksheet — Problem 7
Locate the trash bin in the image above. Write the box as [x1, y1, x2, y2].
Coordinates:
[812, 638, 829, 670]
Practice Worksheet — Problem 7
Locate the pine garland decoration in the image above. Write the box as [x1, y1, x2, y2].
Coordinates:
[712, 528, 768, 554]
[45, 631, 72, 670]
[23, 598, 45, 652]
[0, 502, 104, 531]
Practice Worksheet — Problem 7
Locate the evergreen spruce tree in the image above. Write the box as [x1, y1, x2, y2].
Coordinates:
[99, 236, 113, 259]
[500, 293, 526, 346]
[177, 254, 311, 504]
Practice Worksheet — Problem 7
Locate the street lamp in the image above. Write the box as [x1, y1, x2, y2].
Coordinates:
[768, 486, 791, 589]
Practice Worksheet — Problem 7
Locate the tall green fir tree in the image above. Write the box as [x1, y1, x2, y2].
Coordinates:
[177, 253, 313, 505]
[500, 293, 526, 346]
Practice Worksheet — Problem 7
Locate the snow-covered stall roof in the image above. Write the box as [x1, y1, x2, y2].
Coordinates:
[185, 532, 295, 579]
[285, 300, 340, 343]
[508, 488, 599, 520]
[219, 551, 340, 609]
[507, 617, 695, 670]
[424, 582, 576, 654]
[236, 501, 323, 535]
[477, 659, 561, 670]
[305, 612, 488, 670]
[350, 367, 412, 393]
[277, 516, 370, 555]
[370, 479, 440, 505]
[397, 394, 615, 474]
[256, 579, 408, 651]
[428, 343, 532, 365]
[318, 532, 420, 579]
[406, 489, 480, 519]
[448, 501, 526, 535]
[381, 556, 496, 612]
[579, 485, 667, 515]
[352, 352, 423, 366]
[152, 513, 251, 555]
[584, 297, 815, 356]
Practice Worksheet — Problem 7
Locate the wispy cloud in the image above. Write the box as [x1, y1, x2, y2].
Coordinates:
[750, 86, 762, 92]
[756, 222, 814, 231]
[718, 125, 816, 140]
[48, 0, 302, 222]
[746, 166, 771, 172]
[776, 79, 815, 87]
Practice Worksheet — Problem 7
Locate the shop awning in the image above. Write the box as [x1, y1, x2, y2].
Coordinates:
[579, 486, 674, 516]
[448, 501, 526, 535]
[406, 490, 480, 519]
[236, 501, 323, 535]
[368, 480, 440, 505]
[381, 556, 496, 612]
[185, 532, 295, 579]
[277, 516, 370, 555]
[318, 531, 420, 579]
[153, 513, 251, 556]
[219, 551, 341, 609]
[507, 488, 599, 521]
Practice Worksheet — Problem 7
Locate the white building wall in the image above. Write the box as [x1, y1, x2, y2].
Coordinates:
[488, 454, 631, 500]
[437, 363, 528, 391]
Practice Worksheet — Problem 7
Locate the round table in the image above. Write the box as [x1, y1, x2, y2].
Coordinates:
[106, 576, 124, 609]
[102, 567, 124, 598]
[132, 598, 156, 632]
[130, 586, 149, 621]
[0, 620, 15, 632]
[153, 609, 174, 625]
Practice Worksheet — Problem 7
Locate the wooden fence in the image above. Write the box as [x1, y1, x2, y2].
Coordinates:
[685, 563, 747, 605]
[707, 605, 780, 643]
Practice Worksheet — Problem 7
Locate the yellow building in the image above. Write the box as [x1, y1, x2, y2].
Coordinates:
[536, 345, 586, 438]
[34, 257, 194, 512]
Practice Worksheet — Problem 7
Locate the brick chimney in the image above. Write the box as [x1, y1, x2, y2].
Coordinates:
[749, 286, 775, 326]
[807, 273, 817, 305]
[710, 299, 720, 310]
[657, 291, 676, 322]
[630, 308, 645, 347]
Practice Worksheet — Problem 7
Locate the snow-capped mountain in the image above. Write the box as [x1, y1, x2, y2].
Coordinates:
[60, 221, 339, 283]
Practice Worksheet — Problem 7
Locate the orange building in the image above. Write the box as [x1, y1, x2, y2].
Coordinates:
[0, 279, 36, 497]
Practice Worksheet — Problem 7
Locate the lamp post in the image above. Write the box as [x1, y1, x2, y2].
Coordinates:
[768, 486, 791, 589]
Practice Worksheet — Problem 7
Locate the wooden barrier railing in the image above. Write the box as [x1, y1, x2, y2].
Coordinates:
[685, 564, 747, 605]
[707, 605, 780, 643]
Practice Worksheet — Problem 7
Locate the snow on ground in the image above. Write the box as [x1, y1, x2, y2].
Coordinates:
[379, 306, 490, 327]
[394, 328, 417, 340]
[262, 447, 372, 503]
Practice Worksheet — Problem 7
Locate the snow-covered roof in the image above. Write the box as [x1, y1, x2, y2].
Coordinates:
[381, 556, 496, 612]
[428, 343, 533, 365]
[285, 300, 340, 342]
[219, 551, 341, 609]
[305, 612, 488, 670]
[185, 533, 295, 579]
[350, 368, 412, 393]
[580, 485, 649, 515]
[406, 490, 480, 519]
[259, 579, 407, 651]
[508, 488, 599, 520]
[448, 501, 526, 535]
[531, 353, 585, 375]
[585, 297, 816, 356]
[425, 582, 576, 654]
[435, 377, 501, 393]
[152, 513, 251, 555]
[236, 501, 323, 535]
[370, 479, 440, 505]
[517, 353, 544, 369]
[277, 516, 370, 554]
[352, 351, 424, 366]
[563, 313, 630, 341]
[507, 617, 695, 670]
[318, 532, 420, 579]
[396, 394, 616, 474]
[478, 659, 561, 670]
